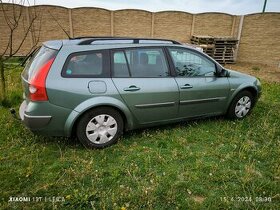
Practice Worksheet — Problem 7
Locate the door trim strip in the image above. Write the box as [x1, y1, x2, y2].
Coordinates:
[135, 101, 176, 109]
[180, 97, 226, 105]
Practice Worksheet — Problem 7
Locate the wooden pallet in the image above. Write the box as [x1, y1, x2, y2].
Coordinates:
[190, 35, 238, 64]
[191, 36, 215, 45]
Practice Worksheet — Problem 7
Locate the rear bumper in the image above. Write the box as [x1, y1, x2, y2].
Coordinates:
[19, 100, 72, 136]
[19, 101, 52, 129]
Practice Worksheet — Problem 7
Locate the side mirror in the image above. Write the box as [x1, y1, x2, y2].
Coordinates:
[216, 64, 223, 74]
[220, 69, 230, 77]
[225, 69, 230, 77]
[216, 65, 230, 77]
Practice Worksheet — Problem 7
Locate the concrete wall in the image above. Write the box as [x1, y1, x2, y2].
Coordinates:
[154, 11, 193, 43]
[72, 8, 111, 37]
[194, 13, 234, 37]
[32, 5, 70, 42]
[0, 3, 279, 66]
[114, 9, 152, 37]
[0, 4, 31, 55]
[238, 13, 280, 66]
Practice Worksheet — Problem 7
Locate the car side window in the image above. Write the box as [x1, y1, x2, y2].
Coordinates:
[112, 48, 170, 78]
[168, 48, 216, 77]
[112, 51, 130, 77]
[62, 51, 107, 77]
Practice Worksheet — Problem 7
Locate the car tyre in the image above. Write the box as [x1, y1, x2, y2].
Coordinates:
[76, 107, 123, 149]
[227, 90, 254, 119]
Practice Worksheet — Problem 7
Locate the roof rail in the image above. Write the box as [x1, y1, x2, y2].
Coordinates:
[70, 36, 128, 40]
[76, 37, 181, 45]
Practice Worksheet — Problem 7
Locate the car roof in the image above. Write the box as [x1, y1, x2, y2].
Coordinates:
[43, 37, 180, 49]
[43, 38, 201, 52]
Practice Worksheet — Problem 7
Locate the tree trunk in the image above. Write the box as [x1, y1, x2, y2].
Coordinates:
[0, 59, 6, 102]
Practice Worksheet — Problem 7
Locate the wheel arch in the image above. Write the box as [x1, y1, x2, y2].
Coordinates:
[226, 85, 258, 113]
[240, 86, 258, 104]
[64, 97, 135, 137]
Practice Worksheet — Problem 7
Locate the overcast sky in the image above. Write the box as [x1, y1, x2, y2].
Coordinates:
[3, 0, 280, 15]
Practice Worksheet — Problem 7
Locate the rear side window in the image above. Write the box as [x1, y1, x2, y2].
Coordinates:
[22, 46, 58, 81]
[62, 51, 109, 78]
[112, 48, 170, 78]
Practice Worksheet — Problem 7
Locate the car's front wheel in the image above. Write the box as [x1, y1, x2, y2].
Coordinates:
[76, 107, 123, 149]
[227, 90, 254, 119]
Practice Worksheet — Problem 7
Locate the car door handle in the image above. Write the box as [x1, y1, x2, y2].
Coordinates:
[180, 84, 193, 89]
[123, 85, 141, 92]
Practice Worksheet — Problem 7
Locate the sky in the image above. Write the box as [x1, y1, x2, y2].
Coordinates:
[2, 0, 280, 15]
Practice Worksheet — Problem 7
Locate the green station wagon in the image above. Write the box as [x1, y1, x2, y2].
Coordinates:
[20, 37, 261, 148]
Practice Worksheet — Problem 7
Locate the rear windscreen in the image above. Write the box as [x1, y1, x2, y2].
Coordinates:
[22, 46, 58, 81]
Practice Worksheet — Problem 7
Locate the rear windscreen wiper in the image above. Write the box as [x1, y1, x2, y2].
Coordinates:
[21, 46, 40, 67]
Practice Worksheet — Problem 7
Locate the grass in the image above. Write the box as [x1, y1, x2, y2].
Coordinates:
[0, 64, 279, 209]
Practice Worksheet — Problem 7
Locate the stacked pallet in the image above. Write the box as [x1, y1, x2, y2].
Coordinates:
[190, 35, 238, 64]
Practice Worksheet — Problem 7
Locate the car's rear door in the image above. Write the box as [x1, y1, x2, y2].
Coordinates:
[167, 47, 230, 118]
[111, 47, 179, 124]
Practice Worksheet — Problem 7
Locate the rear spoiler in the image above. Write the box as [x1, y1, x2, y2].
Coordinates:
[43, 40, 63, 51]
[21, 40, 62, 67]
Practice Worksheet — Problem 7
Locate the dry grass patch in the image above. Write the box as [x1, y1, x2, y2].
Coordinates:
[224, 62, 280, 82]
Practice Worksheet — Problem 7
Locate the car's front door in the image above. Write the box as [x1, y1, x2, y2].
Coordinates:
[167, 47, 230, 118]
[111, 47, 179, 124]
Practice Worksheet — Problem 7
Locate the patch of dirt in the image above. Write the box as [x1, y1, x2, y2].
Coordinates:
[192, 195, 206, 203]
[224, 62, 280, 83]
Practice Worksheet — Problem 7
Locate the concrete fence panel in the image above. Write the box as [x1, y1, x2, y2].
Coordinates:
[154, 11, 193, 43]
[0, 4, 31, 55]
[72, 7, 111, 37]
[238, 13, 280, 66]
[113, 9, 152, 37]
[31, 5, 70, 44]
[194, 13, 234, 37]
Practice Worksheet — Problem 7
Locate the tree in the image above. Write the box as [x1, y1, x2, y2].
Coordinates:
[0, 0, 41, 102]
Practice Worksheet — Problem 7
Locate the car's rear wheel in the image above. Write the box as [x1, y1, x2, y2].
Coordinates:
[227, 91, 254, 119]
[76, 107, 123, 149]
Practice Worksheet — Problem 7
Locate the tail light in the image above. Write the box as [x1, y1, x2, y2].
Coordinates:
[29, 58, 55, 101]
